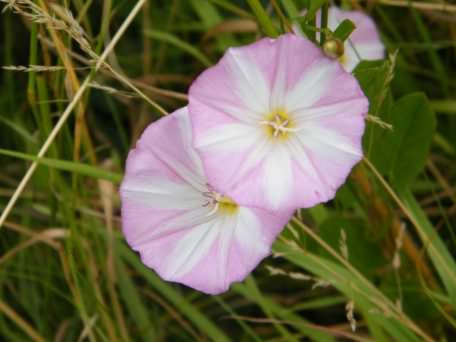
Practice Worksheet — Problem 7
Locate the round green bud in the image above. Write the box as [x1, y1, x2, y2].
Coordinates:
[322, 39, 345, 59]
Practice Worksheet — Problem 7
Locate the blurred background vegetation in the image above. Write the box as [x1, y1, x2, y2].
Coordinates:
[0, 0, 455, 341]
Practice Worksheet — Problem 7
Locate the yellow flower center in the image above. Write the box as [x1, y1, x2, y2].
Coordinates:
[260, 109, 295, 141]
[217, 195, 238, 215]
[203, 191, 238, 216]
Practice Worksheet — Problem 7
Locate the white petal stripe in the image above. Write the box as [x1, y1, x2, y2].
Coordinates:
[151, 147, 207, 192]
[285, 60, 340, 112]
[297, 124, 362, 157]
[164, 218, 220, 279]
[224, 49, 270, 116]
[131, 207, 215, 247]
[195, 124, 260, 151]
[235, 208, 268, 254]
[293, 97, 367, 123]
[263, 146, 293, 209]
[121, 175, 202, 210]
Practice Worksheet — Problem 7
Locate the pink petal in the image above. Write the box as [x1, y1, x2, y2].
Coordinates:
[120, 107, 292, 294]
[328, 7, 381, 44]
[189, 33, 367, 211]
[158, 207, 291, 295]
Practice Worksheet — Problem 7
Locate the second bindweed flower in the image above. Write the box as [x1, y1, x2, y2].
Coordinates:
[188, 33, 368, 212]
[120, 108, 293, 294]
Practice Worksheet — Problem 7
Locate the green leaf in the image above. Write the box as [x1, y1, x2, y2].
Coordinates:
[354, 57, 395, 158]
[333, 19, 356, 42]
[371, 93, 436, 190]
[354, 59, 393, 116]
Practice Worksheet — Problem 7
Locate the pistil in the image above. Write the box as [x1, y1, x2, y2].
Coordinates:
[259, 111, 298, 140]
[202, 190, 238, 216]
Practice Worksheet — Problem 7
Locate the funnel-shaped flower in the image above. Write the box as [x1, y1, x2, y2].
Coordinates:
[327, 7, 384, 72]
[189, 34, 368, 212]
[299, 7, 385, 72]
[120, 107, 293, 295]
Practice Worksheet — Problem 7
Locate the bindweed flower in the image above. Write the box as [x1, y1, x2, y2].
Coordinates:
[120, 107, 293, 295]
[326, 7, 385, 71]
[301, 6, 385, 72]
[188, 33, 368, 212]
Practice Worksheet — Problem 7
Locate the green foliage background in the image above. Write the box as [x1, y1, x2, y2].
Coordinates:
[0, 0, 455, 341]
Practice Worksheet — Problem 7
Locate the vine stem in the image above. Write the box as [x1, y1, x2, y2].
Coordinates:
[320, 1, 329, 45]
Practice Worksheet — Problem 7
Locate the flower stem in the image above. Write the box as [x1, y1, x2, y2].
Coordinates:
[320, 1, 329, 45]
[247, 0, 279, 38]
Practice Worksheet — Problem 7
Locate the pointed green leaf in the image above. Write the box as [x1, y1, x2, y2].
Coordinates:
[371, 93, 436, 190]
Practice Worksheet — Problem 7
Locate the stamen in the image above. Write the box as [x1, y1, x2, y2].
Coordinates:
[201, 189, 238, 216]
[205, 201, 220, 216]
[259, 114, 298, 138]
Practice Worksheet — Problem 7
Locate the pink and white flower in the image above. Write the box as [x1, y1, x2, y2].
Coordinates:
[189, 33, 368, 212]
[326, 7, 385, 72]
[300, 6, 385, 72]
[120, 107, 293, 295]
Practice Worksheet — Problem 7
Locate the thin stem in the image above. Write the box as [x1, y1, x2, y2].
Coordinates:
[105, 64, 168, 116]
[320, 1, 329, 45]
[0, 300, 46, 342]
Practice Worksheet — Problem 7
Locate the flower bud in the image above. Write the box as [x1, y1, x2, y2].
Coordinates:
[322, 38, 344, 59]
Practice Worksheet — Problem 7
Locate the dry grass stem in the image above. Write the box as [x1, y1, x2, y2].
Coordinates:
[0, 228, 67, 264]
[0, 300, 46, 342]
[3, 65, 87, 72]
[345, 300, 357, 332]
[366, 114, 393, 130]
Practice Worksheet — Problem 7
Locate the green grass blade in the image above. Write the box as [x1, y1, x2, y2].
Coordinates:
[119, 244, 231, 342]
[0, 148, 122, 184]
[399, 189, 456, 309]
[246, 0, 279, 37]
[273, 241, 425, 342]
[116, 259, 155, 341]
[234, 280, 335, 341]
[144, 29, 212, 67]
